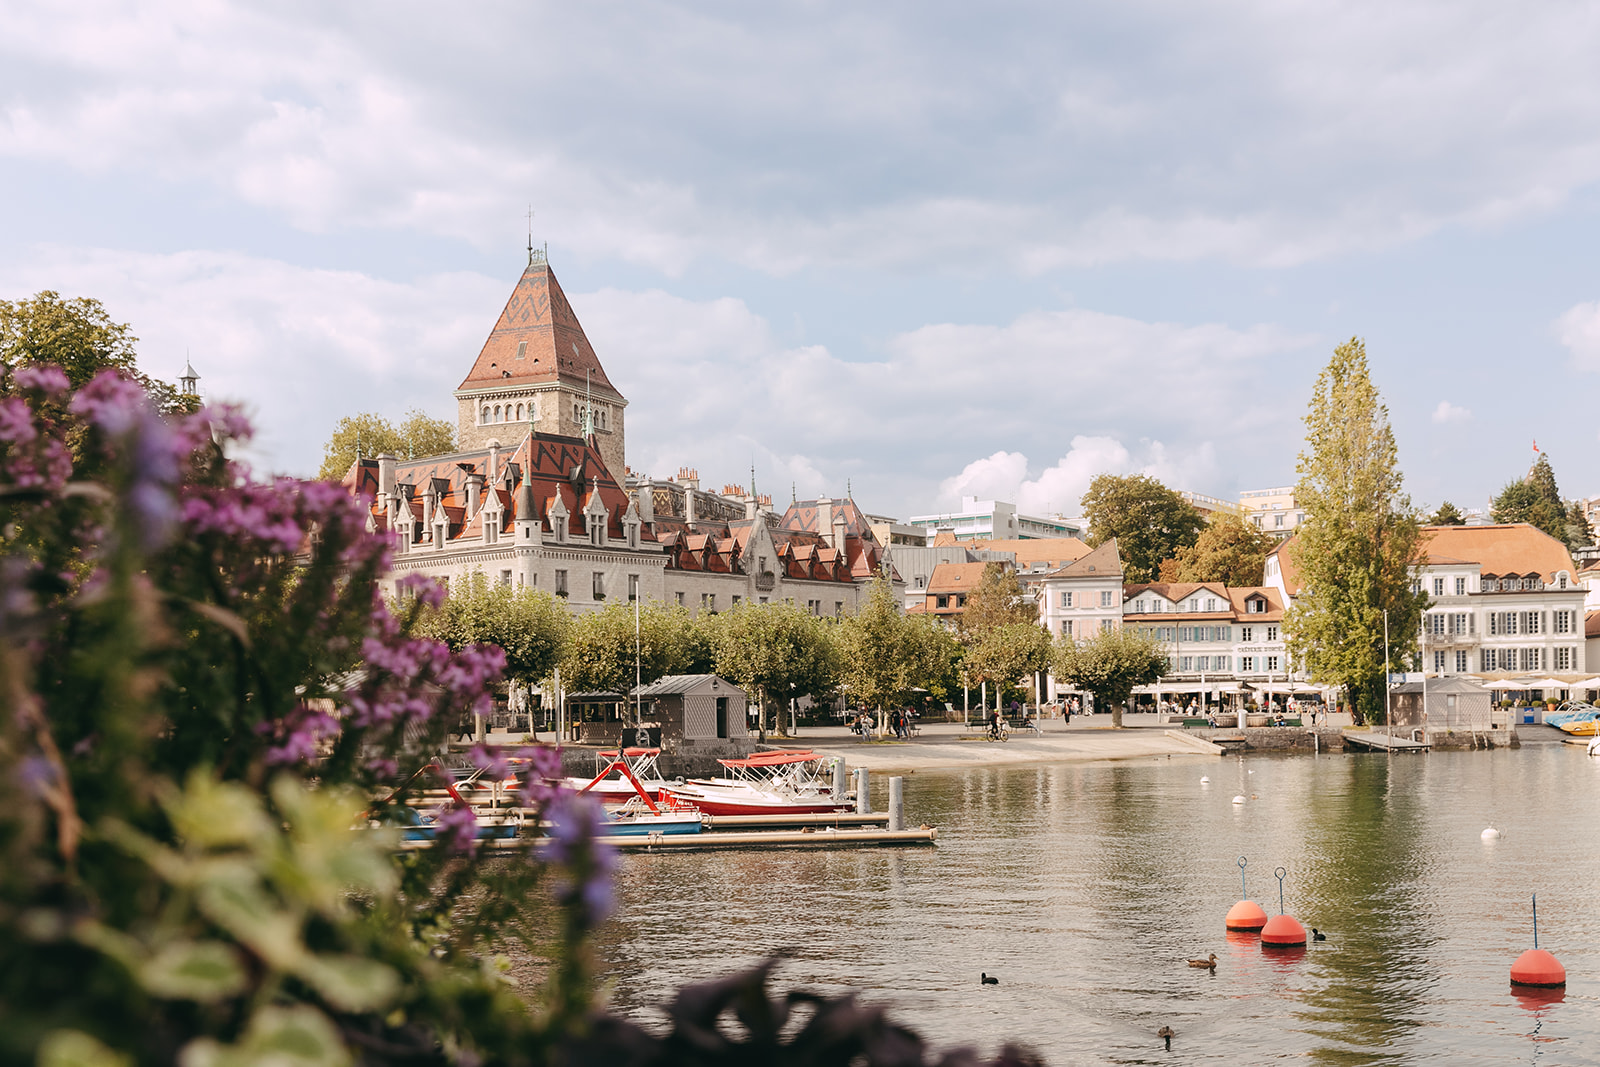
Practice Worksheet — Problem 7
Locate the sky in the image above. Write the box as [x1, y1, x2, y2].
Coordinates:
[3, 1, 1599, 521]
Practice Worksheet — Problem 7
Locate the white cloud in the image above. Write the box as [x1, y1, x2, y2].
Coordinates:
[1557, 299, 1600, 371]
[1431, 400, 1471, 424]
[0, 245, 1306, 514]
[7, 4, 1600, 271]
[935, 437, 1220, 519]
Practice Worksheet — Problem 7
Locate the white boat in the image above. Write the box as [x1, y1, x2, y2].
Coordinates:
[563, 747, 672, 806]
[662, 750, 852, 817]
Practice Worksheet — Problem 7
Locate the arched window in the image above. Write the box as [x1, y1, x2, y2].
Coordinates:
[481, 405, 490, 424]
[494, 405, 502, 422]
[515, 403, 523, 421]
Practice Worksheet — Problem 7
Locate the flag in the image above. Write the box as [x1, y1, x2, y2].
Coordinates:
[1533, 439, 1539, 453]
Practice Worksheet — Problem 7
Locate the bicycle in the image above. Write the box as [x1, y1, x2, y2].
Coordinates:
[986, 719, 1010, 742]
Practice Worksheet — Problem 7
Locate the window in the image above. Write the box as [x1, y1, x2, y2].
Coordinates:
[1266, 656, 1280, 671]
[675, 591, 685, 606]
[1482, 649, 1497, 671]
[1274, 514, 1285, 528]
[1205, 597, 1217, 611]
[1559, 574, 1569, 589]
[936, 595, 949, 609]
[1134, 600, 1146, 613]
[1100, 590, 1113, 607]
[1180, 656, 1193, 672]
[593, 572, 605, 600]
[1062, 620, 1072, 636]
[835, 602, 843, 617]
[1556, 610, 1572, 634]
[759, 597, 768, 604]
[628, 574, 639, 602]
[1455, 650, 1469, 672]
[732, 595, 741, 607]
[1524, 611, 1541, 635]
[1433, 577, 1445, 596]
[499, 569, 512, 587]
[1455, 577, 1466, 595]
[1452, 613, 1469, 635]
[1556, 647, 1573, 671]
[1434, 651, 1446, 672]
[516, 340, 528, 360]
[1428, 613, 1446, 635]
[701, 592, 713, 610]
[1523, 647, 1543, 671]
[1240, 626, 1253, 642]
[1482, 577, 1497, 593]
[1266, 626, 1278, 641]
[1240, 655, 1254, 672]
[554, 570, 568, 597]
[1061, 592, 1074, 608]
[480, 405, 490, 423]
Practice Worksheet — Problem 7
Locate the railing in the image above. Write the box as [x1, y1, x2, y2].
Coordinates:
[754, 571, 776, 591]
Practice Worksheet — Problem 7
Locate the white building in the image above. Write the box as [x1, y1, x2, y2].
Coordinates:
[909, 497, 1082, 542]
[1240, 486, 1305, 540]
[1267, 523, 1586, 678]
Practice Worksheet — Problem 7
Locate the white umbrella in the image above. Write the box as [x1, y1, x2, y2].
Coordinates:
[1482, 679, 1526, 690]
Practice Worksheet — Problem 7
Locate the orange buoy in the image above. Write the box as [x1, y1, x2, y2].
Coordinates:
[1261, 913, 1307, 947]
[1225, 899, 1268, 931]
[1510, 949, 1566, 988]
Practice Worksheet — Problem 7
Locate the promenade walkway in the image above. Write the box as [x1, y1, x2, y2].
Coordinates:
[782, 714, 1223, 772]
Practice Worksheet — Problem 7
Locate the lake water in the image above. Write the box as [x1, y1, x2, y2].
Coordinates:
[597, 744, 1600, 1064]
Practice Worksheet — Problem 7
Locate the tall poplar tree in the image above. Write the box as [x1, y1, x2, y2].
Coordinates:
[1285, 338, 1427, 725]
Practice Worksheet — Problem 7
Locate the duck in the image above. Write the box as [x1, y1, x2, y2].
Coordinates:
[1187, 953, 1218, 969]
[1158, 1025, 1175, 1050]
[980, 972, 999, 985]
[1312, 928, 1327, 942]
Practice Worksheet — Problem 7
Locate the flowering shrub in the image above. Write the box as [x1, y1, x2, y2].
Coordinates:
[0, 364, 1038, 1067]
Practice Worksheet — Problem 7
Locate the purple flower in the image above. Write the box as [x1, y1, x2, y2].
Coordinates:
[69, 371, 148, 437]
[264, 706, 341, 766]
[0, 399, 37, 445]
[434, 802, 479, 855]
[13, 363, 69, 396]
[397, 573, 446, 610]
[545, 792, 616, 926]
[516, 745, 567, 810]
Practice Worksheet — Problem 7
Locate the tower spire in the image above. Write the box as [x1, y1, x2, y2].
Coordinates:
[526, 205, 535, 266]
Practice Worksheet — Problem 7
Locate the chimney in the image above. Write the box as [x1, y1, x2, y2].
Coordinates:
[745, 492, 758, 520]
[377, 453, 397, 498]
[818, 496, 833, 544]
[678, 466, 699, 490]
[686, 488, 698, 524]
[832, 508, 849, 552]
[635, 482, 655, 525]
[466, 468, 484, 517]
[487, 440, 500, 485]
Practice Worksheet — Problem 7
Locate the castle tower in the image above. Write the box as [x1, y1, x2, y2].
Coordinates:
[454, 252, 628, 477]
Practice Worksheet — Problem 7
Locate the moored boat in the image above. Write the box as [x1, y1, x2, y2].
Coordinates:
[563, 747, 672, 806]
[662, 750, 852, 817]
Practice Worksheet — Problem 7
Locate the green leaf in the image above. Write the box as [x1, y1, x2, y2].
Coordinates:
[178, 1005, 350, 1067]
[36, 1030, 133, 1067]
[295, 953, 401, 1012]
[137, 941, 249, 1002]
[165, 773, 274, 851]
[195, 869, 305, 970]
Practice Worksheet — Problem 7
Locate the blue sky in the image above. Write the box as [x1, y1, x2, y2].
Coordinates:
[3, 1, 1599, 520]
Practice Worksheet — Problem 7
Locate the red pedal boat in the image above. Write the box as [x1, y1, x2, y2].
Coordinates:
[662, 750, 852, 816]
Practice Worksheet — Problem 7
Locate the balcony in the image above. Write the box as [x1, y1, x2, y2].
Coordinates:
[754, 571, 776, 592]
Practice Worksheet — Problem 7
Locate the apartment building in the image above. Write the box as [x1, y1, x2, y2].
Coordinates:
[1266, 523, 1586, 677]
[1240, 486, 1304, 539]
[908, 497, 1083, 542]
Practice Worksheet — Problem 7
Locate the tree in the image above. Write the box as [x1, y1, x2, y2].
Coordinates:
[411, 570, 569, 683]
[1284, 338, 1427, 725]
[1428, 501, 1465, 526]
[712, 602, 840, 740]
[560, 599, 701, 695]
[964, 621, 1054, 702]
[0, 289, 191, 415]
[955, 563, 1037, 637]
[837, 577, 960, 732]
[1081, 474, 1205, 583]
[317, 408, 456, 481]
[1052, 625, 1169, 728]
[1566, 500, 1594, 552]
[1491, 453, 1565, 541]
[1162, 512, 1273, 586]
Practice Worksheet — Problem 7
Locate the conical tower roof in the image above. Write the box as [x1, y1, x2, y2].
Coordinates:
[457, 259, 618, 395]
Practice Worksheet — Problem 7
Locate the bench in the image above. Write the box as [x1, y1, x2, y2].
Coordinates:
[1177, 717, 1211, 728]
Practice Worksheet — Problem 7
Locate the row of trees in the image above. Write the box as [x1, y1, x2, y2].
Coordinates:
[412, 564, 1173, 734]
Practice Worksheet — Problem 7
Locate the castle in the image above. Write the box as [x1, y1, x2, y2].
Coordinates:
[344, 251, 896, 614]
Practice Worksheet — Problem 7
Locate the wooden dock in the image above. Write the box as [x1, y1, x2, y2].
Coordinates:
[1343, 729, 1431, 752]
[400, 825, 937, 852]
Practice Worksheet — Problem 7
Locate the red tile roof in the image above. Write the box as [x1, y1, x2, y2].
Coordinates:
[456, 261, 618, 395]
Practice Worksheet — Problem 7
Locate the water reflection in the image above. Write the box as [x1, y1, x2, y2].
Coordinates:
[599, 748, 1600, 1064]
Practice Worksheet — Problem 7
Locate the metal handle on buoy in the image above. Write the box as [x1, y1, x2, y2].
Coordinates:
[1238, 855, 1249, 898]
[1275, 866, 1288, 915]
[1532, 892, 1539, 950]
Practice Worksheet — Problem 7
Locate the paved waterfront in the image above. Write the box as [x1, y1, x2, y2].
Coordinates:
[776, 714, 1227, 771]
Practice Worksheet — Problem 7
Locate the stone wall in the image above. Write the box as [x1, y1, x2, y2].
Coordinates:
[1184, 726, 1348, 751]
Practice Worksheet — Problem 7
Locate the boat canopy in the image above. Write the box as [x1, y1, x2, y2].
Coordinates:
[598, 748, 662, 759]
[718, 750, 821, 769]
